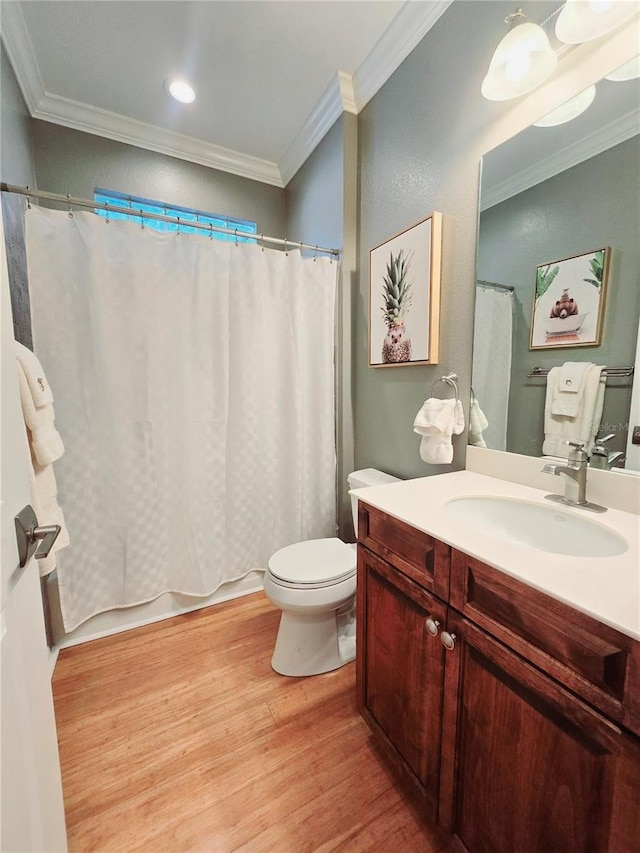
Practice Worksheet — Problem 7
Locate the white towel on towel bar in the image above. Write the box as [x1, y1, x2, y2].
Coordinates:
[413, 398, 465, 465]
[542, 365, 606, 458]
[551, 362, 593, 417]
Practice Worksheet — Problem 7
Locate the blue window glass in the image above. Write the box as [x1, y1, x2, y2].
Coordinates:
[94, 190, 257, 243]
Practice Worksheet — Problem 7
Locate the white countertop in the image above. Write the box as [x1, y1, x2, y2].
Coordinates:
[351, 470, 640, 641]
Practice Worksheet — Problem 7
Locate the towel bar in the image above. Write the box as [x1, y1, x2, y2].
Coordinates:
[429, 373, 459, 400]
[527, 366, 634, 379]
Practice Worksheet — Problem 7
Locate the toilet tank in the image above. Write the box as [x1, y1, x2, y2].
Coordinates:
[347, 468, 401, 537]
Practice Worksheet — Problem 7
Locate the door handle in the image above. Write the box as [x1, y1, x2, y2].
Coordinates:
[14, 505, 61, 568]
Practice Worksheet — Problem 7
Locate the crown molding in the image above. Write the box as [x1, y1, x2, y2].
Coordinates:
[352, 0, 454, 111]
[33, 92, 284, 186]
[279, 72, 356, 186]
[279, 0, 453, 185]
[1, 1, 282, 187]
[481, 110, 640, 211]
[0, 1, 45, 114]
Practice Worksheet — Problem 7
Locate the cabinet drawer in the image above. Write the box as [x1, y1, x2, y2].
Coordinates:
[450, 550, 640, 735]
[358, 503, 450, 599]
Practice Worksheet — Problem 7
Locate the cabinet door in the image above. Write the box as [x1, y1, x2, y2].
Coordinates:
[356, 546, 447, 816]
[439, 613, 640, 853]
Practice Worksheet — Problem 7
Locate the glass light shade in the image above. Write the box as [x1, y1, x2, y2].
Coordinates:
[556, 0, 638, 44]
[605, 54, 640, 80]
[482, 21, 558, 101]
[533, 84, 597, 126]
[167, 80, 195, 104]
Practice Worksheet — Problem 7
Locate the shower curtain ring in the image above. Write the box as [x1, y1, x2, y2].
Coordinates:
[260, 233, 264, 252]
[176, 216, 180, 236]
[209, 223, 213, 239]
[26, 187, 31, 210]
[284, 238, 288, 256]
[234, 228, 238, 246]
[313, 246, 318, 262]
[140, 209, 144, 229]
[67, 194, 73, 218]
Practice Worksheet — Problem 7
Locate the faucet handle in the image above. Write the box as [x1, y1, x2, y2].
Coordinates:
[565, 440, 588, 463]
[595, 434, 615, 446]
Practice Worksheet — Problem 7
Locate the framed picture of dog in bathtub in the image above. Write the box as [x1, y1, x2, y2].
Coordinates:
[530, 247, 611, 350]
[369, 212, 442, 367]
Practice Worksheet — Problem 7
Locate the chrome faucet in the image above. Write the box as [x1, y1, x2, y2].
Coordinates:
[542, 441, 607, 513]
[590, 434, 625, 470]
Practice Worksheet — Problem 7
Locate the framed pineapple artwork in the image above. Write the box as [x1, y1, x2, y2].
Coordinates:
[369, 212, 442, 367]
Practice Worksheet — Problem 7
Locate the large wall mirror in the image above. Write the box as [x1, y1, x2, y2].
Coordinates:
[472, 63, 640, 473]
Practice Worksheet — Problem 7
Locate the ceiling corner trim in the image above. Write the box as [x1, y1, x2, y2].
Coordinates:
[337, 72, 357, 115]
[0, 1, 46, 115]
[352, 0, 454, 111]
[279, 73, 345, 186]
[33, 93, 284, 187]
[481, 108, 640, 211]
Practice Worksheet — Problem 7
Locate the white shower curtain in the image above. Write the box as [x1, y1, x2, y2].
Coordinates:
[472, 286, 514, 451]
[26, 206, 337, 631]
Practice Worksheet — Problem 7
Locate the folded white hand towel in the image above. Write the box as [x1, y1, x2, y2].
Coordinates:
[16, 359, 65, 465]
[413, 398, 457, 434]
[14, 344, 70, 576]
[551, 362, 593, 417]
[542, 366, 606, 458]
[469, 397, 489, 448]
[15, 340, 54, 406]
[413, 398, 464, 465]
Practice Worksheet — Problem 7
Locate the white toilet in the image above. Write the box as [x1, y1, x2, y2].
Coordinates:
[263, 468, 400, 676]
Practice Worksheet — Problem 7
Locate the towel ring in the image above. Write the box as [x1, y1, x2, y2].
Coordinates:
[429, 373, 459, 401]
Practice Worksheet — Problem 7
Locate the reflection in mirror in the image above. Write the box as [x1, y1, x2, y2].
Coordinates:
[473, 66, 640, 473]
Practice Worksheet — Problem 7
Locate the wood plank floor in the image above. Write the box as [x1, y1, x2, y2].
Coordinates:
[52, 592, 455, 852]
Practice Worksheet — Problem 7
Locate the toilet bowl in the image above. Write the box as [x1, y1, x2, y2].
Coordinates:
[263, 468, 400, 676]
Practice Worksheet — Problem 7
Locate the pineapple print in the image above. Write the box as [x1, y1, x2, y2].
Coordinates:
[381, 249, 413, 363]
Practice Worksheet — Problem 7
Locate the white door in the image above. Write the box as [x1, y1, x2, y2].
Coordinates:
[0, 206, 67, 851]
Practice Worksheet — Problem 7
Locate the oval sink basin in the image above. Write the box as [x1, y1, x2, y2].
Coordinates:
[445, 496, 628, 558]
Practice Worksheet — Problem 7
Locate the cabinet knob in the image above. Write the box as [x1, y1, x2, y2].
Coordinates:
[441, 631, 457, 651]
[425, 618, 440, 637]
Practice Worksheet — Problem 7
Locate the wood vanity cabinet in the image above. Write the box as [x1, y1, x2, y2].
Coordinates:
[355, 509, 449, 820]
[356, 503, 640, 853]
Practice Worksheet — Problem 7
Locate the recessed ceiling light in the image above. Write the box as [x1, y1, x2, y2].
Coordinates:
[533, 85, 597, 127]
[166, 79, 195, 104]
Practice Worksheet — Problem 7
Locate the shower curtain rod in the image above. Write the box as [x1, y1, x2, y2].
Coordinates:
[0, 182, 340, 258]
[476, 279, 514, 293]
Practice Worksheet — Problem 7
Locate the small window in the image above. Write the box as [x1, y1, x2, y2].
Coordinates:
[94, 189, 257, 243]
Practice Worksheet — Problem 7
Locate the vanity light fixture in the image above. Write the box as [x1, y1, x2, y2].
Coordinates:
[555, 0, 638, 44]
[165, 79, 196, 104]
[481, 8, 558, 101]
[605, 53, 640, 80]
[533, 84, 597, 126]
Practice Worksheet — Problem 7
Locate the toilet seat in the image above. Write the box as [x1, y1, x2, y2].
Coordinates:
[268, 538, 356, 589]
